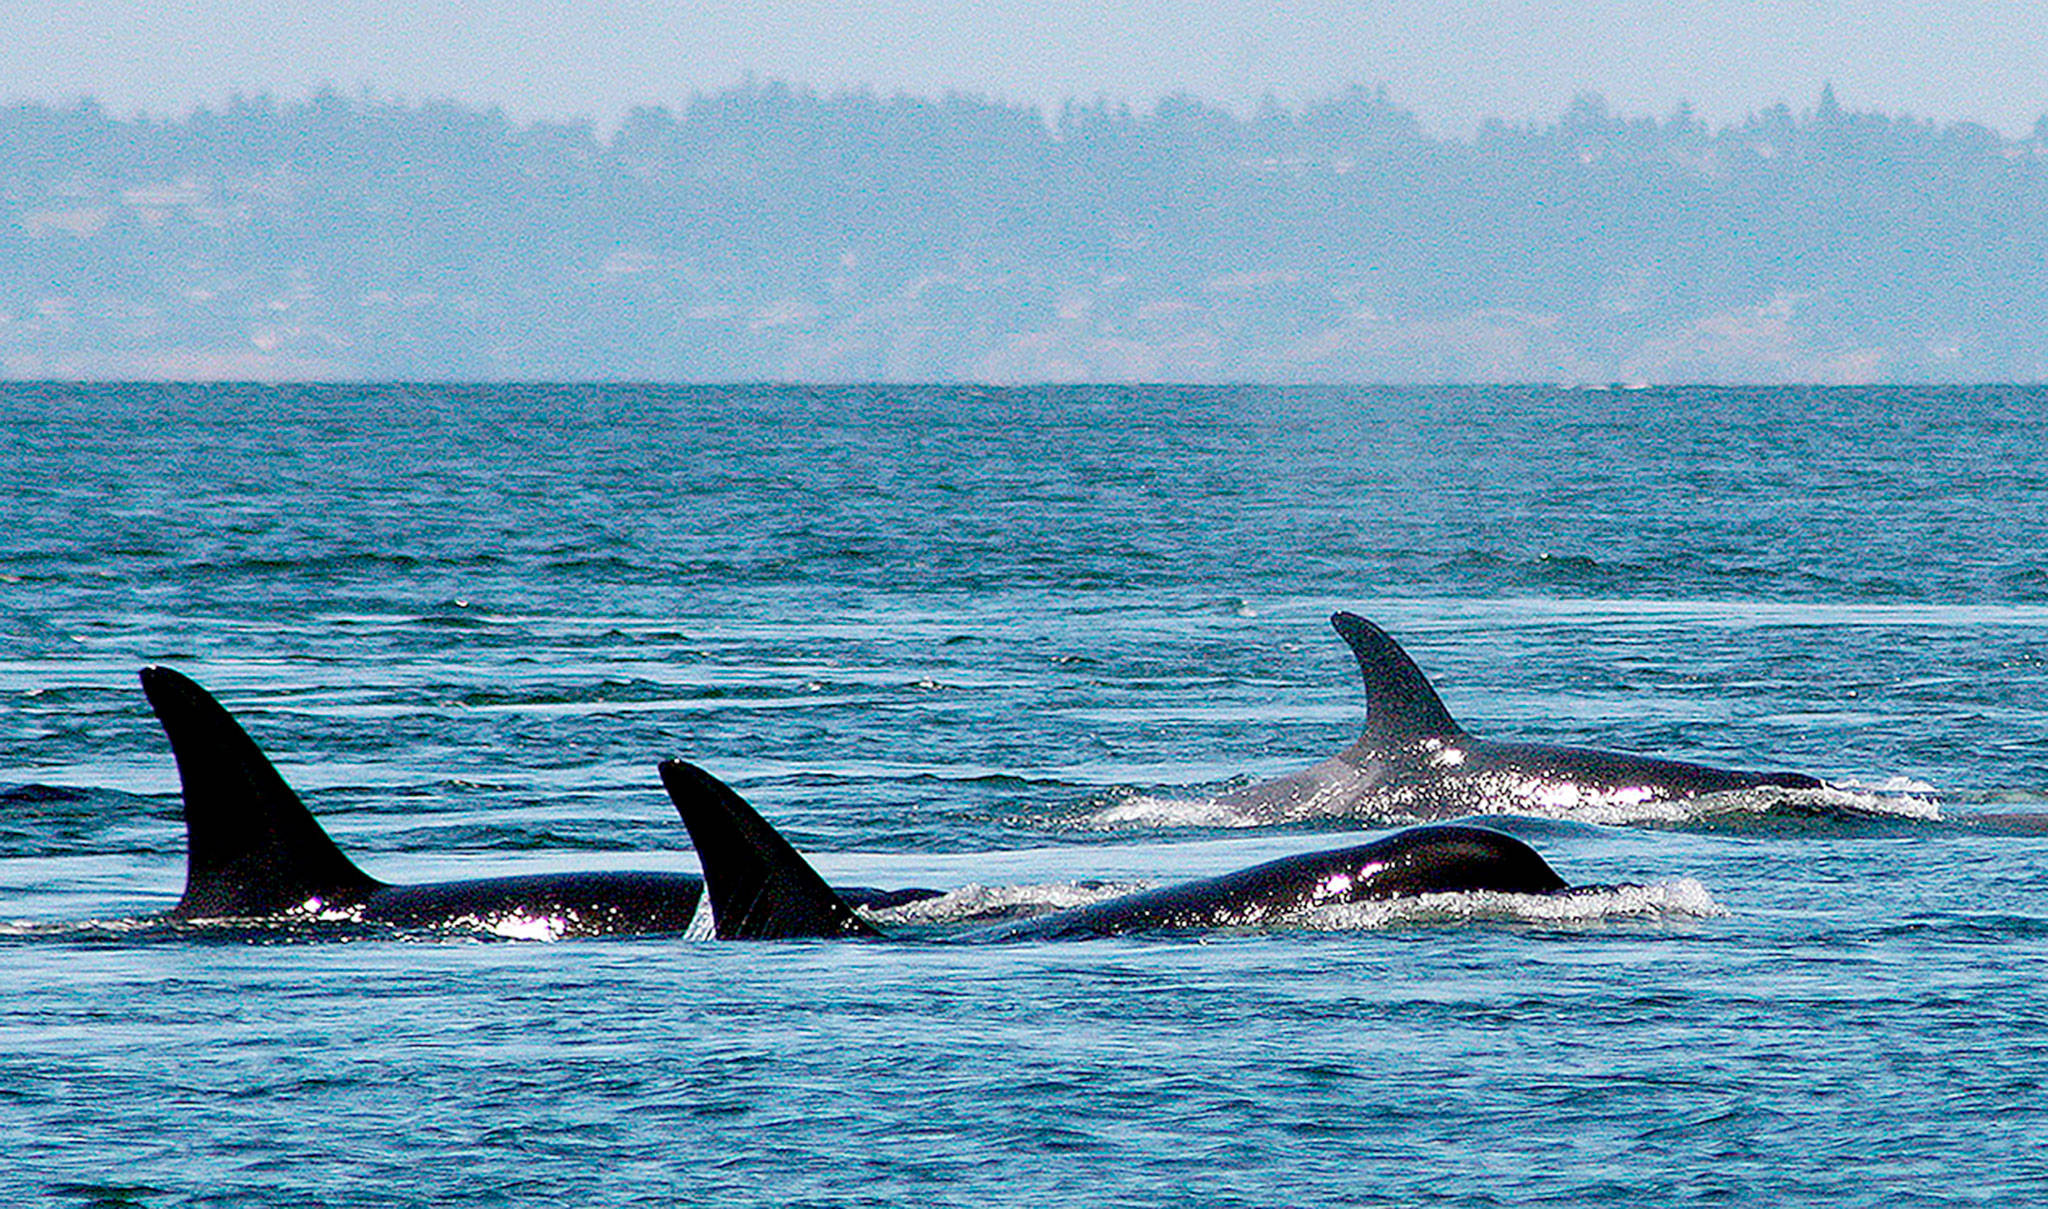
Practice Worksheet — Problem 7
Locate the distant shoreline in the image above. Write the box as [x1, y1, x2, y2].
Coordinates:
[7, 85, 2044, 385]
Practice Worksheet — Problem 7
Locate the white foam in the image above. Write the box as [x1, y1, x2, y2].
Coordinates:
[862, 876, 1724, 934]
[1082, 780, 1942, 829]
[1082, 786, 1702, 830]
[683, 898, 719, 941]
[0, 916, 160, 938]
[290, 895, 368, 922]
[861, 879, 1150, 927]
[1285, 878, 1726, 931]
[477, 911, 571, 941]
[1821, 778, 1944, 819]
[1084, 793, 1268, 829]
[1652, 782, 1943, 824]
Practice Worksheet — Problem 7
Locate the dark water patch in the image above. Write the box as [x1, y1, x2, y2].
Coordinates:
[0, 786, 177, 858]
[1954, 810, 2048, 836]
[0, 570, 69, 591]
[178, 551, 429, 577]
[410, 607, 493, 630]
[1530, 551, 1617, 580]
[43, 1183, 170, 1209]
[538, 554, 648, 576]
[2001, 565, 2048, 598]
[0, 782, 96, 806]
[1867, 913, 2048, 944]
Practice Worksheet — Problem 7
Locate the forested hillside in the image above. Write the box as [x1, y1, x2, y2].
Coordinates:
[4, 84, 2042, 381]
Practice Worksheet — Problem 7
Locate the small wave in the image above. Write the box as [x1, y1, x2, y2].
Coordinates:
[0, 916, 162, 940]
[1808, 780, 1943, 820]
[0, 782, 96, 806]
[1286, 878, 1726, 931]
[860, 877, 1726, 935]
[540, 554, 645, 575]
[178, 552, 428, 576]
[1832, 775, 1940, 797]
[0, 914, 370, 944]
[1485, 784, 1942, 828]
[1079, 782, 1941, 831]
[1082, 793, 1270, 829]
[100, 898, 601, 942]
[1081, 785, 1668, 830]
[1532, 552, 1609, 577]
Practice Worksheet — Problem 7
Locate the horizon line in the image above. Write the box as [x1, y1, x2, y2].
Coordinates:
[9, 78, 2035, 141]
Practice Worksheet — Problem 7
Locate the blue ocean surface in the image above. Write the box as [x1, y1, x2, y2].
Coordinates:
[3, 383, 2047, 1205]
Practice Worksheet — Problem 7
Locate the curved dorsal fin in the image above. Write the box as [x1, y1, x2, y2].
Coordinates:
[140, 667, 380, 918]
[1329, 613, 1464, 744]
[659, 760, 877, 940]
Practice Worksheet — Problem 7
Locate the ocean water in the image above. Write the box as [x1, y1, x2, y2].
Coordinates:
[3, 382, 2047, 1206]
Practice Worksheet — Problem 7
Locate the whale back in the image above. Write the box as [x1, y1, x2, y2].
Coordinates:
[140, 666, 382, 919]
[976, 824, 1568, 940]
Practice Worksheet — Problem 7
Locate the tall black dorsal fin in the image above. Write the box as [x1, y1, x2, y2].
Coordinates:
[658, 760, 877, 940]
[139, 667, 381, 918]
[1329, 613, 1464, 745]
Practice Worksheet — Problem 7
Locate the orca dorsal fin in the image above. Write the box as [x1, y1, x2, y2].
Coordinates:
[139, 667, 380, 919]
[1329, 613, 1465, 745]
[658, 760, 878, 940]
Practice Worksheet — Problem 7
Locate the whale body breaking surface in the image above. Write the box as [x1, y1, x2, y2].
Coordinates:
[1095, 612, 1838, 828]
[655, 759, 1689, 941]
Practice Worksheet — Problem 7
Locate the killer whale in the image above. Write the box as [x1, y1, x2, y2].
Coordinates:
[139, 667, 926, 935]
[1212, 613, 1823, 822]
[658, 759, 1587, 941]
[140, 665, 706, 934]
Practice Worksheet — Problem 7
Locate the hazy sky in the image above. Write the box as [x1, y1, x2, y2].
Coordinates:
[9, 1, 2048, 134]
